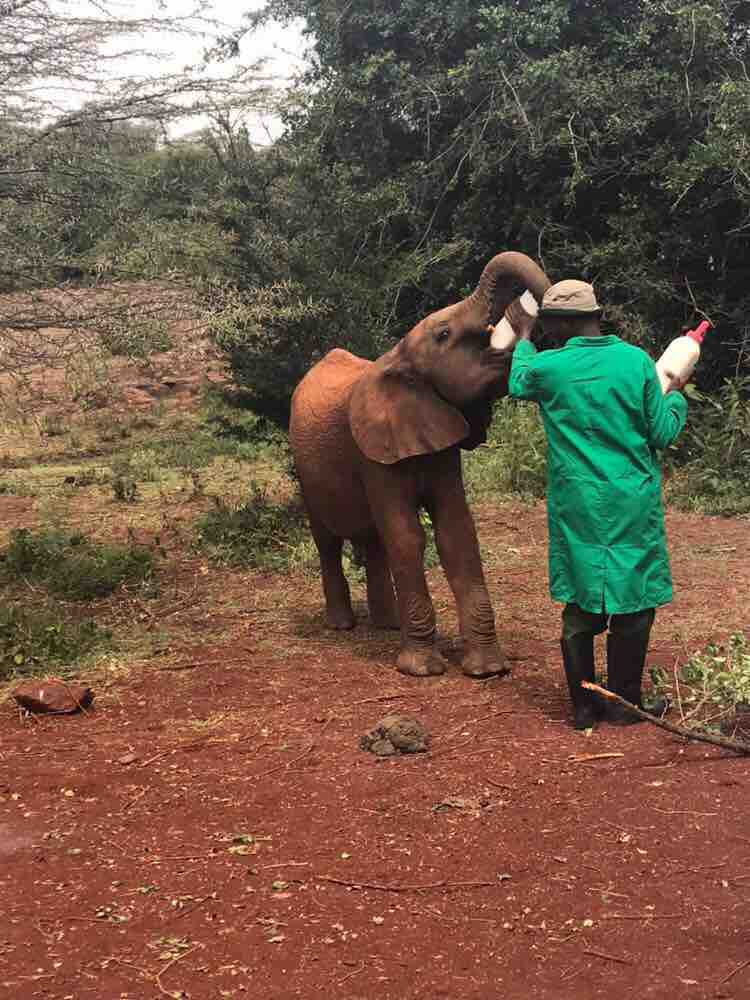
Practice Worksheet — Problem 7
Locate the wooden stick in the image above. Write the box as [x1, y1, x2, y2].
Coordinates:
[583, 948, 633, 966]
[717, 958, 750, 986]
[568, 752, 625, 763]
[581, 683, 750, 755]
[316, 875, 498, 893]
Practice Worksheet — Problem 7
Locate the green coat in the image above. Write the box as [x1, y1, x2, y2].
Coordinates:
[508, 335, 688, 614]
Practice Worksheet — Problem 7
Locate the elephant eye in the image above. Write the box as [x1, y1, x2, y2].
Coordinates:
[434, 328, 450, 343]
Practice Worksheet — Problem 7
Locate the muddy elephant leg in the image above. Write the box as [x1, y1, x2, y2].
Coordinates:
[426, 452, 509, 679]
[362, 462, 445, 677]
[308, 515, 355, 630]
[361, 535, 399, 630]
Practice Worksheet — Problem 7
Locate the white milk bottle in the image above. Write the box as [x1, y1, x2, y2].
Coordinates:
[655, 320, 712, 394]
[490, 290, 539, 350]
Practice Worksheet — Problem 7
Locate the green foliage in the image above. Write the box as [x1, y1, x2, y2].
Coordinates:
[196, 486, 309, 571]
[132, 392, 290, 471]
[224, 0, 750, 419]
[665, 377, 750, 515]
[650, 633, 750, 726]
[209, 284, 339, 425]
[464, 399, 547, 501]
[0, 604, 110, 682]
[98, 313, 174, 360]
[1, 528, 155, 601]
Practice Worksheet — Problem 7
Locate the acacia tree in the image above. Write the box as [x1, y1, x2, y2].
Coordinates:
[0, 0, 277, 400]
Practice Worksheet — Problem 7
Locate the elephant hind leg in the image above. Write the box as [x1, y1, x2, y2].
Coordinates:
[309, 516, 355, 630]
[359, 534, 399, 630]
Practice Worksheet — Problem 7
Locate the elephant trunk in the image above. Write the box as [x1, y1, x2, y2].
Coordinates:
[465, 251, 551, 326]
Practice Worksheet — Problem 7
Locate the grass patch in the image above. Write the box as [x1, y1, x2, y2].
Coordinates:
[0, 603, 111, 682]
[464, 398, 547, 501]
[196, 485, 311, 572]
[102, 391, 290, 484]
[2, 527, 156, 601]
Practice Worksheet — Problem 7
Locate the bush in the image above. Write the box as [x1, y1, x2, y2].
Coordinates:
[2, 528, 155, 600]
[208, 282, 338, 427]
[650, 633, 750, 730]
[201, 388, 288, 447]
[0, 605, 111, 682]
[665, 377, 750, 516]
[98, 313, 174, 360]
[196, 485, 310, 571]
[463, 398, 547, 501]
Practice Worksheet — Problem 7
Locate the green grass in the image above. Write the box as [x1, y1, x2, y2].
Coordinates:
[463, 398, 547, 501]
[0, 603, 111, 682]
[196, 485, 311, 572]
[2, 527, 156, 601]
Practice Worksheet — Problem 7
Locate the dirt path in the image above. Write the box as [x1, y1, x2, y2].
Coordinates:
[1, 504, 749, 1000]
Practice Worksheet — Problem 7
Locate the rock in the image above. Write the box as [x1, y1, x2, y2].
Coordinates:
[12, 679, 94, 715]
[360, 715, 429, 756]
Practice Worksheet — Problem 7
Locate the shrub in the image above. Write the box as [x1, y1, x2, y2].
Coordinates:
[208, 282, 337, 427]
[196, 485, 309, 571]
[0, 605, 111, 682]
[463, 398, 547, 501]
[665, 377, 750, 516]
[650, 633, 750, 730]
[201, 388, 287, 447]
[2, 528, 155, 600]
[98, 313, 174, 359]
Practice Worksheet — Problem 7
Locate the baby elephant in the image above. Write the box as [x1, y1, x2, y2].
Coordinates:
[290, 251, 550, 678]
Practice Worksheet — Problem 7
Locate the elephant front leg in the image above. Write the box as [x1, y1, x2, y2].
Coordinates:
[427, 455, 509, 679]
[363, 464, 445, 676]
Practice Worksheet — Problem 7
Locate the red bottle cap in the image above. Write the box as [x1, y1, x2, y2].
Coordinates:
[687, 320, 711, 344]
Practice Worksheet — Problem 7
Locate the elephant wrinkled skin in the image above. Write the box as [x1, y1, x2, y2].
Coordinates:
[289, 251, 551, 678]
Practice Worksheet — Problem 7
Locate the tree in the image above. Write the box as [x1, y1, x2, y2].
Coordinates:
[227, 0, 750, 411]
[0, 0, 277, 401]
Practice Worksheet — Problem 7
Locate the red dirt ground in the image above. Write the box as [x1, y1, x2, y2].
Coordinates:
[1, 504, 749, 1000]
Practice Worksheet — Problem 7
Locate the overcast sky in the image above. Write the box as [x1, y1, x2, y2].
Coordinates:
[55, 0, 309, 141]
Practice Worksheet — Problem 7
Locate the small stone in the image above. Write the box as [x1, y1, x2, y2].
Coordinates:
[13, 679, 94, 715]
[117, 753, 139, 766]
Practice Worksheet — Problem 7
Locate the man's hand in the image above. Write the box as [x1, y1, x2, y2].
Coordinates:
[504, 297, 537, 342]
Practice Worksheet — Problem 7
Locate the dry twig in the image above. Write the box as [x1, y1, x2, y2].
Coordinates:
[582, 683, 750, 755]
[583, 948, 633, 966]
[316, 874, 499, 893]
[717, 958, 750, 987]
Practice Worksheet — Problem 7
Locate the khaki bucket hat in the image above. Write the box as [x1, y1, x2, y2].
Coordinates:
[540, 279, 601, 317]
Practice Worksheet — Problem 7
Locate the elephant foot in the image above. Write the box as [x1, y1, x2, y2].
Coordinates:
[461, 645, 511, 679]
[326, 606, 356, 630]
[397, 644, 446, 677]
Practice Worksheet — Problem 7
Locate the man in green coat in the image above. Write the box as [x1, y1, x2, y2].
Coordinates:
[507, 280, 688, 729]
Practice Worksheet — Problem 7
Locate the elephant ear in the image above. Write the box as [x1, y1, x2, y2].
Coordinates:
[349, 348, 469, 465]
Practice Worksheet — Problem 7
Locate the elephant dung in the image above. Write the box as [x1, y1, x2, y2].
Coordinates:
[359, 715, 430, 756]
[12, 678, 94, 715]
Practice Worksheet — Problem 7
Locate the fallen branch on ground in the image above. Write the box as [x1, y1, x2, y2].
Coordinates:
[582, 683, 750, 756]
[316, 875, 499, 893]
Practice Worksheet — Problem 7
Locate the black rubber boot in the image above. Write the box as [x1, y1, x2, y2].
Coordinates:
[560, 636, 600, 730]
[605, 633, 668, 725]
